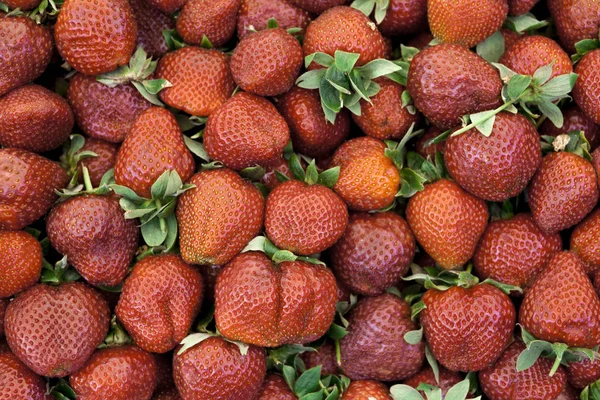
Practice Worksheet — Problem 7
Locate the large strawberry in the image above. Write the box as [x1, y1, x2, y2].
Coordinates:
[256, 374, 296, 400]
[176, 0, 241, 47]
[2, 0, 40, 9]
[499, 35, 572, 80]
[342, 380, 392, 400]
[548, 0, 600, 53]
[571, 209, 600, 274]
[237, 0, 311, 39]
[0, 349, 50, 400]
[540, 106, 600, 151]
[0, 230, 42, 298]
[573, 49, 600, 125]
[130, 0, 174, 58]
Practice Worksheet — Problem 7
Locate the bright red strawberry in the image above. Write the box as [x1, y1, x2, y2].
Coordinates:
[415, 126, 446, 159]
[231, 28, 303, 97]
[5, 283, 110, 377]
[566, 358, 600, 389]
[571, 209, 600, 274]
[301, 342, 339, 375]
[499, 35, 572, 79]
[215, 251, 338, 346]
[256, 374, 296, 400]
[548, 0, 600, 53]
[55, 0, 137, 75]
[0, 148, 69, 230]
[0, 16, 53, 98]
[76, 138, 120, 187]
[573, 49, 600, 124]
[2, 0, 41, 9]
[0, 349, 50, 400]
[204, 92, 290, 170]
[0, 231, 42, 298]
[340, 293, 424, 380]
[407, 44, 503, 130]
[403, 366, 463, 395]
[342, 380, 392, 400]
[288, 0, 347, 13]
[508, 0, 538, 15]
[116, 254, 204, 353]
[540, 106, 600, 151]
[237, 0, 311, 39]
[130, 0, 174, 58]
[519, 251, 600, 347]
[177, 168, 265, 265]
[373, 0, 428, 36]
[176, 0, 241, 47]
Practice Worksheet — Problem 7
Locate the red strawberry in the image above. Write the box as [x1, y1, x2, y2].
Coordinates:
[231, 28, 303, 97]
[0, 148, 69, 230]
[407, 44, 503, 130]
[508, 0, 538, 15]
[116, 254, 204, 353]
[301, 342, 339, 375]
[287, 0, 347, 13]
[415, 126, 446, 159]
[548, 0, 600, 53]
[0, 16, 53, 98]
[594, 147, 600, 178]
[204, 92, 290, 170]
[262, 157, 295, 190]
[131, 0, 174, 58]
[177, 168, 265, 265]
[519, 251, 600, 347]
[147, 0, 185, 13]
[215, 251, 338, 347]
[0, 349, 50, 400]
[573, 49, 600, 124]
[76, 138, 120, 187]
[256, 374, 296, 400]
[499, 35, 572, 80]
[571, 209, 600, 274]
[374, 0, 428, 37]
[342, 380, 392, 400]
[0, 230, 42, 298]
[566, 357, 600, 389]
[5, 283, 110, 377]
[2, 0, 41, 9]
[237, 0, 311, 39]
[403, 366, 463, 396]
[176, 0, 241, 47]
[540, 106, 600, 151]
[407, 31, 435, 49]
[501, 27, 521, 51]
[0, 299, 6, 337]
[55, 0, 137, 75]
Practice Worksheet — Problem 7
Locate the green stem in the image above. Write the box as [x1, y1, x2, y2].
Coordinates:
[334, 339, 342, 367]
[82, 166, 94, 192]
[450, 99, 518, 137]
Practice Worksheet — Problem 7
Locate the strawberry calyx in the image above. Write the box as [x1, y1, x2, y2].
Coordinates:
[98, 315, 132, 348]
[390, 376, 482, 400]
[351, 0, 389, 25]
[503, 13, 549, 34]
[47, 378, 77, 400]
[274, 153, 340, 188]
[59, 134, 99, 188]
[40, 255, 81, 285]
[572, 33, 600, 63]
[0, 0, 62, 24]
[581, 380, 600, 400]
[242, 235, 325, 266]
[56, 166, 113, 199]
[541, 130, 592, 161]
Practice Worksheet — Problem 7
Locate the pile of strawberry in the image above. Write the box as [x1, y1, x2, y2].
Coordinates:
[3, 0, 600, 398]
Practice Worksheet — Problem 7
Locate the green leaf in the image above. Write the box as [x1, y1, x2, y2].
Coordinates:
[283, 365, 297, 390]
[111, 184, 147, 202]
[325, 65, 351, 94]
[272, 250, 298, 263]
[532, 62, 554, 86]
[141, 216, 168, 247]
[325, 386, 340, 400]
[183, 135, 210, 161]
[404, 327, 423, 345]
[319, 78, 343, 113]
[288, 154, 306, 182]
[481, 278, 523, 295]
[296, 70, 327, 91]
[539, 73, 578, 98]
[504, 13, 548, 33]
[573, 39, 600, 62]
[401, 90, 412, 108]
[550, 342, 569, 376]
[467, 109, 498, 137]
[373, 0, 389, 24]
[200, 35, 213, 49]
[334, 50, 360, 73]
[142, 78, 172, 94]
[390, 385, 424, 400]
[240, 165, 266, 181]
[516, 341, 549, 371]
[351, 0, 376, 17]
[476, 31, 505, 63]
[177, 333, 215, 356]
[321, 99, 338, 124]
[131, 81, 164, 106]
[266, 17, 279, 29]
[507, 74, 532, 100]
[492, 63, 518, 81]
[124, 207, 155, 219]
[305, 160, 319, 185]
[411, 300, 426, 320]
[425, 346, 440, 384]
[397, 169, 427, 198]
[163, 213, 178, 251]
[537, 99, 564, 128]
[305, 52, 335, 68]
[327, 323, 348, 340]
[358, 58, 402, 80]
[294, 366, 322, 397]
[317, 167, 340, 188]
[348, 69, 371, 104]
[151, 170, 171, 199]
[444, 379, 470, 400]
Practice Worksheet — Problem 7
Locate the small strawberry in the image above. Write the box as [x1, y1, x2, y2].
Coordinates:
[571, 209, 600, 274]
[301, 342, 339, 375]
[540, 106, 600, 151]
[499, 35, 572, 80]
[0, 349, 50, 400]
[0, 230, 42, 298]
[256, 374, 296, 400]
[508, 0, 538, 15]
[176, 0, 241, 47]
[573, 49, 600, 125]
[415, 126, 446, 159]
[288, 0, 347, 13]
[567, 358, 600, 390]
[130, 0, 174, 58]
[548, 0, 600, 53]
[342, 380, 392, 400]
[75, 138, 119, 187]
[353, 0, 428, 37]
[403, 366, 463, 396]
[237, 0, 311, 39]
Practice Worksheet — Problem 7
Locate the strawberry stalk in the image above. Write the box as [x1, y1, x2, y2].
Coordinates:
[59, 134, 99, 188]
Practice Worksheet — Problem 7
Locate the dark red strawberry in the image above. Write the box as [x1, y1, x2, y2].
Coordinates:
[0, 230, 42, 298]
[130, 0, 174, 58]
[573, 49, 600, 124]
[237, 0, 311, 39]
[198, 264, 223, 303]
[2, 0, 41, 9]
[415, 126, 446, 159]
[539, 106, 600, 151]
[508, 0, 538, 15]
[571, 209, 600, 274]
[407, 31, 435, 49]
[0, 349, 50, 400]
[256, 374, 296, 400]
[176, 0, 241, 47]
[373, 0, 428, 36]
[147, 0, 185, 13]
[301, 342, 339, 375]
[403, 366, 463, 396]
[566, 357, 600, 389]
[262, 157, 295, 190]
[594, 147, 600, 178]
[287, 0, 346, 13]
[499, 35, 572, 80]
[548, 0, 600, 53]
[342, 380, 391, 400]
[76, 138, 119, 187]
[0, 299, 6, 337]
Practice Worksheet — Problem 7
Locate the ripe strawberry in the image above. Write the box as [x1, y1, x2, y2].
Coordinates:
[0, 148, 69, 230]
[256, 374, 296, 400]
[573, 49, 600, 124]
[508, 0, 538, 15]
[0, 349, 50, 400]
[329, 212, 415, 296]
[0, 231, 42, 298]
[373, 0, 428, 37]
[301, 342, 339, 375]
[147, 0, 185, 13]
[0, 16, 53, 98]
[231, 28, 303, 97]
[548, 0, 600, 53]
[176, 0, 241, 47]
[55, 0, 137, 75]
[173, 336, 266, 399]
[519, 251, 600, 347]
[70, 345, 157, 400]
[177, 168, 265, 265]
[540, 106, 600, 151]
[76, 138, 120, 187]
[415, 126, 446, 159]
[276, 86, 350, 158]
[342, 380, 391, 400]
[303, 6, 387, 67]
[215, 251, 338, 346]
[116, 254, 204, 353]
[288, 0, 347, 13]
[501, 27, 521, 51]
[204, 93, 290, 170]
[5, 283, 110, 377]
[479, 341, 567, 400]
[407, 44, 503, 130]
[594, 147, 600, 177]
[130, 0, 174, 58]
[237, 0, 311, 39]
[330, 137, 400, 211]
[499, 35, 572, 80]
[340, 293, 424, 380]
[403, 366, 463, 395]
[566, 358, 600, 389]
[262, 157, 295, 190]
[2, 0, 41, 9]
[571, 209, 600, 274]
[0, 299, 6, 337]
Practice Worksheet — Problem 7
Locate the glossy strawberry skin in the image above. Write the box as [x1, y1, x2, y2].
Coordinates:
[261, 157, 294, 190]
[76, 138, 120, 187]
[341, 380, 392, 400]
[499, 35, 572, 80]
[573, 49, 600, 124]
[0, 350, 50, 400]
[571, 209, 600, 274]
[479, 341, 567, 400]
[519, 251, 600, 347]
[116, 254, 204, 353]
[215, 252, 338, 347]
[256, 374, 296, 400]
[130, 0, 174, 58]
[539, 106, 600, 151]
[176, 0, 241, 47]
[548, 0, 600, 53]
[173, 336, 266, 400]
[422, 284, 515, 372]
[375, 0, 428, 36]
[0, 231, 42, 299]
[301, 342, 339, 375]
[55, 0, 137, 75]
[528, 152, 599, 234]
[156, 47, 235, 118]
[204, 92, 290, 170]
[403, 366, 463, 396]
[177, 169, 265, 266]
[237, 0, 311, 39]
[0, 148, 69, 230]
[5, 283, 110, 377]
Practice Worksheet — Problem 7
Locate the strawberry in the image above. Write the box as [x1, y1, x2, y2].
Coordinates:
[256, 374, 296, 400]
[215, 251, 338, 346]
[539, 106, 600, 151]
[0, 349, 50, 400]
[329, 211, 415, 296]
[499, 35, 572, 80]
[548, 0, 600, 53]
[406, 179, 488, 270]
[415, 126, 446, 159]
[474, 213, 562, 289]
[130, 0, 174, 58]
[147, 0, 185, 13]
[0, 299, 6, 337]
[573, 49, 600, 125]
[75, 138, 120, 187]
[403, 366, 463, 396]
[0, 148, 69, 230]
[204, 92, 290, 170]
[479, 341, 567, 400]
[558, 384, 581, 400]
[177, 168, 265, 265]
[70, 345, 158, 400]
[407, 31, 435, 49]
[2, 0, 41, 9]
[362, 0, 428, 37]
[237, 0, 311, 39]
[301, 342, 339, 375]
[5, 282, 110, 377]
[0, 16, 53, 97]
[115, 254, 204, 353]
[176, 0, 241, 47]
[262, 157, 295, 190]
[571, 209, 600, 274]
[407, 44, 503, 130]
[0, 230, 42, 298]
[508, 0, 538, 15]
[501, 27, 521, 51]
[519, 251, 600, 348]
[341, 380, 391, 400]
[340, 293, 424, 381]
[594, 147, 600, 177]
[566, 358, 600, 389]
[276, 86, 350, 158]
[288, 0, 347, 13]
[428, 0, 508, 48]
[173, 335, 266, 399]
[230, 27, 303, 97]
[55, 0, 137, 75]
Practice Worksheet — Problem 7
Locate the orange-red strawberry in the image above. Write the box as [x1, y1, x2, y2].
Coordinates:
[540, 106, 600, 151]
[55, 0, 137, 75]
[566, 358, 600, 389]
[5, 282, 110, 377]
[415, 126, 446, 159]
[571, 209, 600, 274]
[341, 380, 392, 400]
[0, 349, 50, 400]
[204, 92, 290, 170]
[177, 168, 265, 265]
[131, 0, 174, 58]
[499, 35, 572, 80]
[2, 0, 41, 9]
[75, 138, 120, 187]
[301, 342, 339, 375]
[519, 251, 600, 347]
[573, 49, 600, 124]
[256, 374, 296, 400]
[237, 0, 311, 39]
[548, 0, 600, 53]
[0, 16, 53, 97]
[403, 366, 463, 395]
[176, 0, 241, 47]
[231, 28, 303, 97]
[116, 254, 204, 353]
[373, 0, 428, 36]
[156, 47, 235, 117]
[508, 0, 538, 15]
[288, 0, 347, 13]
[0, 231, 42, 298]
[0, 148, 69, 230]
[215, 251, 338, 346]
[406, 179, 489, 270]
[407, 44, 503, 130]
